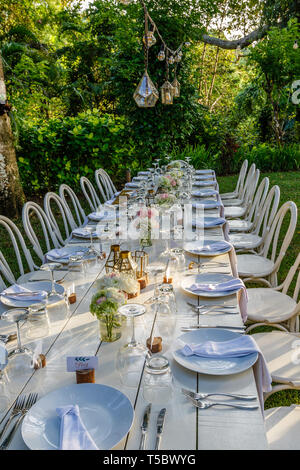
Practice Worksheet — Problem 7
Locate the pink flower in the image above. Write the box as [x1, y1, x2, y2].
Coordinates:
[171, 179, 176, 186]
[160, 193, 169, 199]
[96, 296, 106, 304]
[109, 273, 117, 278]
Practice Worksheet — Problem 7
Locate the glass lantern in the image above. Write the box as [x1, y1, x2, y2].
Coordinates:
[133, 71, 159, 108]
[174, 53, 182, 63]
[143, 31, 157, 48]
[105, 244, 120, 273]
[157, 49, 165, 61]
[171, 78, 180, 98]
[114, 250, 137, 278]
[167, 55, 175, 65]
[134, 250, 149, 279]
[161, 81, 174, 105]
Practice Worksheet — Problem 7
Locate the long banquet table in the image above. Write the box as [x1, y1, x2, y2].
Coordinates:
[0, 173, 269, 450]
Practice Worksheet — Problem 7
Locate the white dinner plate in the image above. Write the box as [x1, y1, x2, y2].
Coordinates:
[0, 281, 65, 308]
[46, 246, 90, 264]
[21, 383, 134, 450]
[184, 239, 232, 257]
[173, 329, 258, 375]
[181, 273, 237, 297]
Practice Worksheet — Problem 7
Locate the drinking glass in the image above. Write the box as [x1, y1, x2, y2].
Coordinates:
[40, 262, 64, 300]
[116, 304, 149, 388]
[26, 302, 50, 339]
[143, 355, 173, 405]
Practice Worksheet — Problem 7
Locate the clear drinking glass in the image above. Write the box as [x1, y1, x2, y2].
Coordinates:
[40, 262, 64, 300]
[143, 355, 173, 404]
[26, 302, 50, 340]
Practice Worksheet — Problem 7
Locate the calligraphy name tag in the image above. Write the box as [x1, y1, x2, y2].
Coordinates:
[67, 356, 98, 372]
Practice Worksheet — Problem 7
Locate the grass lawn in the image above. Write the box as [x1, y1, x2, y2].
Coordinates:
[0, 170, 299, 410]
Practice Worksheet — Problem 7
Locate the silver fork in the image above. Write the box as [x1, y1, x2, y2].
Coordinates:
[0, 393, 38, 450]
[0, 395, 26, 441]
[188, 397, 259, 410]
[182, 388, 257, 401]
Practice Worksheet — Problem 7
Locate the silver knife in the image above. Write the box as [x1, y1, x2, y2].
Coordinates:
[155, 408, 166, 450]
[139, 404, 151, 450]
[181, 325, 245, 331]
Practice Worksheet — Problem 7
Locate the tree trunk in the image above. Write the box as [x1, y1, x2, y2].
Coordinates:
[0, 53, 25, 217]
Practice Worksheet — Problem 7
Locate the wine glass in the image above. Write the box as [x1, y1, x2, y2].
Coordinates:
[40, 262, 64, 301]
[1, 308, 33, 378]
[116, 303, 149, 388]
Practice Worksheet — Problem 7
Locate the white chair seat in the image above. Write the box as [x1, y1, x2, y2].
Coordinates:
[247, 288, 297, 323]
[265, 405, 300, 449]
[229, 233, 262, 250]
[223, 198, 243, 207]
[252, 331, 300, 384]
[228, 219, 253, 232]
[224, 205, 247, 219]
[220, 191, 238, 200]
[237, 254, 275, 277]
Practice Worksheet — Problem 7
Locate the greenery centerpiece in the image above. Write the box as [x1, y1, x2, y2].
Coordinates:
[95, 272, 139, 298]
[90, 287, 126, 342]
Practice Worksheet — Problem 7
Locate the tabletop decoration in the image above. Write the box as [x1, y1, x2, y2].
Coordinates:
[114, 251, 139, 298]
[134, 249, 149, 290]
[90, 287, 126, 342]
[105, 244, 121, 273]
[154, 192, 176, 208]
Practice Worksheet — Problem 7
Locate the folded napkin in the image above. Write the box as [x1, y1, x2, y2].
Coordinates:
[195, 169, 214, 175]
[0, 342, 8, 369]
[132, 176, 148, 181]
[188, 278, 248, 322]
[2, 284, 47, 302]
[193, 217, 226, 228]
[195, 175, 215, 181]
[125, 182, 141, 188]
[180, 335, 272, 414]
[88, 211, 116, 222]
[192, 189, 218, 197]
[56, 405, 98, 450]
[46, 248, 70, 260]
[138, 171, 151, 176]
[193, 241, 232, 253]
[192, 200, 222, 210]
[193, 181, 216, 187]
[72, 228, 98, 239]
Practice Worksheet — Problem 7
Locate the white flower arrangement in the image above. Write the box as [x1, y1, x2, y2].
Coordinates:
[96, 272, 139, 295]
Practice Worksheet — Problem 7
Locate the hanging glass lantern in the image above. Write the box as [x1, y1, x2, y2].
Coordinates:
[114, 250, 137, 279]
[105, 244, 121, 273]
[161, 81, 174, 105]
[133, 71, 159, 108]
[171, 78, 180, 98]
[185, 41, 191, 47]
[157, 49, 165, 61]
[168, 55, 175, 65]
[143, 31, 157, 48]
[174, 53, 182, 63]
[134, 250, 149, 279]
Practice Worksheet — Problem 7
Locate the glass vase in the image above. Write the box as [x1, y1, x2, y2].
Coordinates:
[98, 313, 122, 342]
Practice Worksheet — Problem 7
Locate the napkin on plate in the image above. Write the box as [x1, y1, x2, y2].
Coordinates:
[180, 335, 272, 414]
[56, 405, 98, 450]
[195, 175, 215, 181]
[195, 169, 214, 175]
[193, 217, 226, 228]
[193, 241, 232, 253]
[125, 182, 141, 188]
[192, 200, 221, 210]
[192, 189, 218, 197]
[46, 248, 70, 260]
[88, 211, 116, 222]
[193, 181, 216, 187]
[1, 284, 47, 302]
[72, 228, 97, 239]
[188, 278, 248, 322]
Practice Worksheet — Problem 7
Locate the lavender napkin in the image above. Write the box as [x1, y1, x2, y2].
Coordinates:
[193, 217, 226, 228]
[194, 241, 232, 253]
[195, 169, 214, 175]
[180, 335, 272, 414]
[125, 182, 141, 188]
[72, 228, 98, 239]
[56, 405, 98, 450]
[195, 175, 215, 181]
[188, 278, 248, 322]
[1, 284, 47, 302]
[88, 211, 116, 222]
[46, 248, 70, 260]
[193, 181, 216, 187]
[192, 189, 219, 197]
[192, 200, 222, 210]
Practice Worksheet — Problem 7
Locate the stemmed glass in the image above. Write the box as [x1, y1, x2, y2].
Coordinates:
[40, 262, 64, 300]
[85, 226, 99, 256]
[1, 308, 33, 377]
[116, 303, 149, 388]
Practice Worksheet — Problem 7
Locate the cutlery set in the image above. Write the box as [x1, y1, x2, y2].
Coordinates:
[181, 389, 258, 410]
[139, 405, 166, 450]
[0, 393, 38, 450]
[181, 324, 245, 332]
[186, 302, 239, 315]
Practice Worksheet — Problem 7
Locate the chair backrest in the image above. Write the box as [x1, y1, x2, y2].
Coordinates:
[80, 176, 102, 212]
[95, 169, 113, 201]
[253, 185, 280, 237]
[235, 159, 248, 197]
[239, 163, 256, 201]
[260, 201, 298, 274]
[280, 252, 300, 302]
[242, 168, 260, 208]
[59, 184, 86, 228]
[44, 192, 76, 245]
[22, 201, 62, 261]
[245, 177, 269, 223]
[0, 216, 36, 286]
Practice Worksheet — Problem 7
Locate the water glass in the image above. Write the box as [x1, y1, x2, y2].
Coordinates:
[143, 355, 173, 405]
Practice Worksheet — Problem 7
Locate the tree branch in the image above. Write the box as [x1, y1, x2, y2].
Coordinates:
[201, 24, 270, 50]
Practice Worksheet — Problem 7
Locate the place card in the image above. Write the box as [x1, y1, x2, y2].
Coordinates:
[67, 356, 98, 372]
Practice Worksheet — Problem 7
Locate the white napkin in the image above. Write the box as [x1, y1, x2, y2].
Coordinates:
[2, 284, 47, 302]
[56, 405, 98, 450]
[188, 278, 248, 322]
[192, 241, 232, 253]
[46, 248, 70, 260]
[180, 335, 272, 414]
[72, 228, 98, 239]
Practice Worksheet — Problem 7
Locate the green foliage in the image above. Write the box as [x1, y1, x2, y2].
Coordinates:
[234, 143, 300, 172]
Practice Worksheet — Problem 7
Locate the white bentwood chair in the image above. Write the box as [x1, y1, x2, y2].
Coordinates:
[0, 216, 36, 289]
[228, 177, 270, 233]
[237, 201, 297, 287]
[224, 166, 259, 219]
[44, 192, 77, 245]
[22, 201, 62, 262]
[229, 184, 280, 252]
[95, 169, 119, 202]
[59, 184, 87, 228]
[80, 176, 102, 212]
[220, 159, 248, 200]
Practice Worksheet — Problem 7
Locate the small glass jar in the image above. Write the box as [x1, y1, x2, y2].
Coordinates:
[143, 355, 173, 404]
[26, 303, 50, 340]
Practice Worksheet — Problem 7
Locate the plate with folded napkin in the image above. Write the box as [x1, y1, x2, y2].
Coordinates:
[181, 273, 243, 298]
[88, 211, 116, 222]
[192, 189, 218, 198]
[71, 227, 100, 239]
[125, 182, 141, 189]
[195, 169, 214, 175]
[22, 383, 134, 450]
[46, 246, 90, 264]
[0, 281, 64, 307]
[173, 329, 258, 375]
[184, 239, 232, 257]
[193, 180, 216, 187]
[192, 216, 226, 229]
[192, 200, 222, 210]
[194, 175, 215, 181]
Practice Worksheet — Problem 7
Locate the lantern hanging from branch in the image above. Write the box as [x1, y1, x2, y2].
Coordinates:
[133, 71, 159, 107]
[161, 81, 174, 105]
[171, 78, 180, 98]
